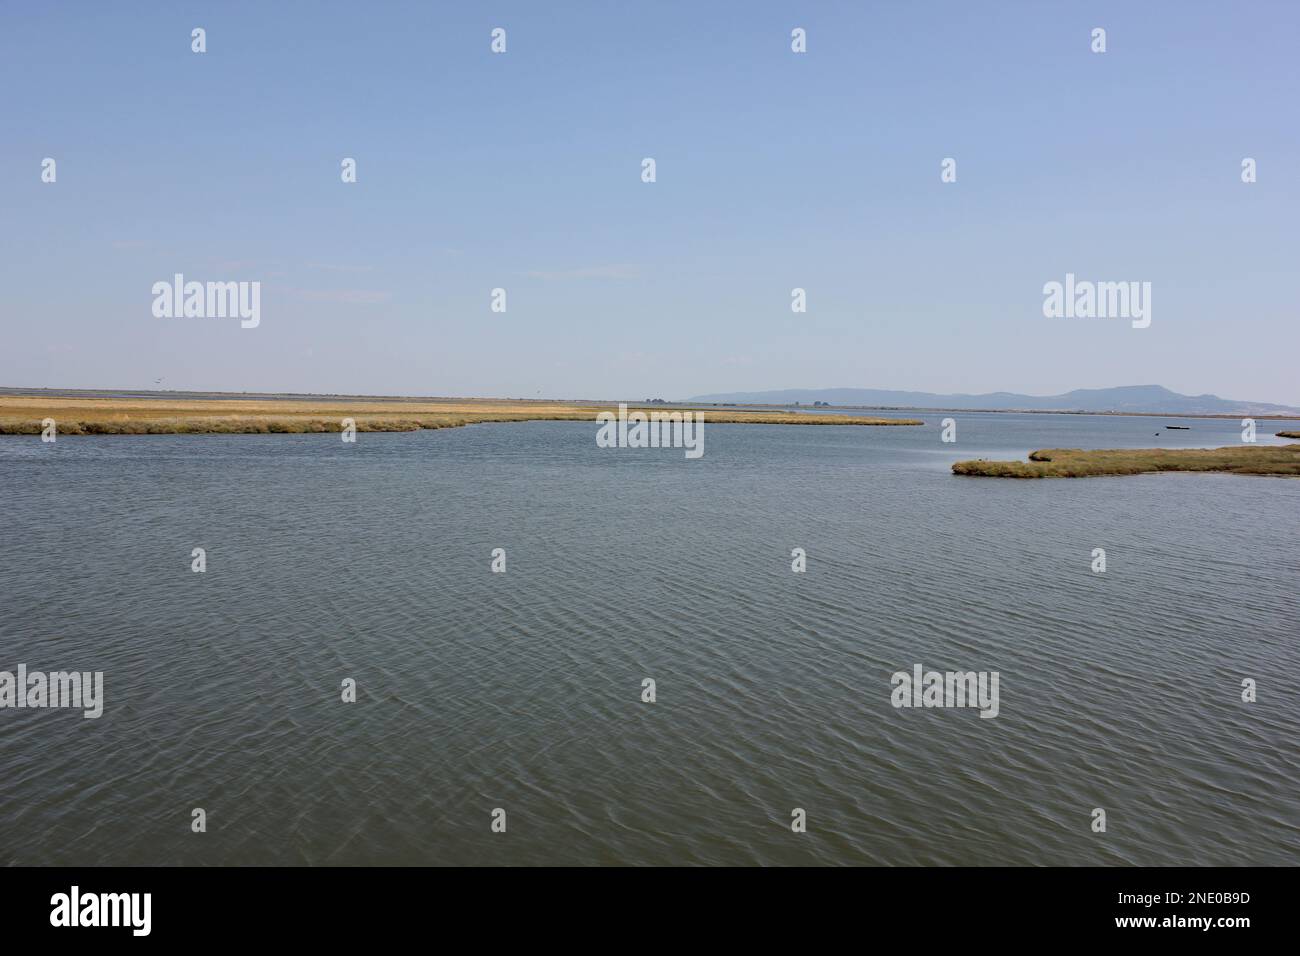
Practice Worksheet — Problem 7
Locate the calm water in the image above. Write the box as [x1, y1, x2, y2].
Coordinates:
[2, 413, 1298, 866]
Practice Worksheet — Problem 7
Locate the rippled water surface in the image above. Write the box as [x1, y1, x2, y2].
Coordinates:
[2, 413, 1298, 865]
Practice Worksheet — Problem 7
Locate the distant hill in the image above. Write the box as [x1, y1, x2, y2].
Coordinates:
[686, 385, 1300, 416]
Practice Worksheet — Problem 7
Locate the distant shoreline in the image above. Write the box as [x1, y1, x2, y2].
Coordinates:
[2, 387, 1299, 421]
[0, 393, 921, 436]
[693, 402, 1300, 421]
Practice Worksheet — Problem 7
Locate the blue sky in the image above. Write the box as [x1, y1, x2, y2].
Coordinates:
[2, 1, 1297, 403]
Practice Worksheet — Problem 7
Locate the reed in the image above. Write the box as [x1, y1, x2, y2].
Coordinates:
[0, 395, 922, 435]
[952, 444, 1300, 478]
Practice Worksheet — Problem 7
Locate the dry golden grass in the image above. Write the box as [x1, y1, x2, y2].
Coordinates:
[0, 395, 921, 435]
[952, 444, 1300, 478]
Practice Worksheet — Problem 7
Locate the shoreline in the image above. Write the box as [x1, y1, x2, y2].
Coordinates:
[0, 395, 922, 436]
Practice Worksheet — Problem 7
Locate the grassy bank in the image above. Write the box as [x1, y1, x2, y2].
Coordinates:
[0, 395, 922, 435]
[1277, 431, 1300, 439]
[952, 444, 1300, 478]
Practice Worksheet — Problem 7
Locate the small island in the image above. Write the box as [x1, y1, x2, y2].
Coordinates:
[1277, 431, 1300, 439]
[0, 394, 922, 435]
[952, 444, 1300, 478]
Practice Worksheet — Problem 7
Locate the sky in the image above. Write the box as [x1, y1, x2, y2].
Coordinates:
[2, 1, 1297, 404]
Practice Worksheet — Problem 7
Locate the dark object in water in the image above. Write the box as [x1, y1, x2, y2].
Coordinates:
[1166, 425, 1190, 430]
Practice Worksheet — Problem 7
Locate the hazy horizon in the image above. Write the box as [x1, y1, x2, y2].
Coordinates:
[2, 379, 1297, 412]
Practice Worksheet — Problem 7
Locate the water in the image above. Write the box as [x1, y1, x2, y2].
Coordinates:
[2, 413, 1298, 866]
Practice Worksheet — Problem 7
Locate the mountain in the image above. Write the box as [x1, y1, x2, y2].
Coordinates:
[685, 385, 1300, 416]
